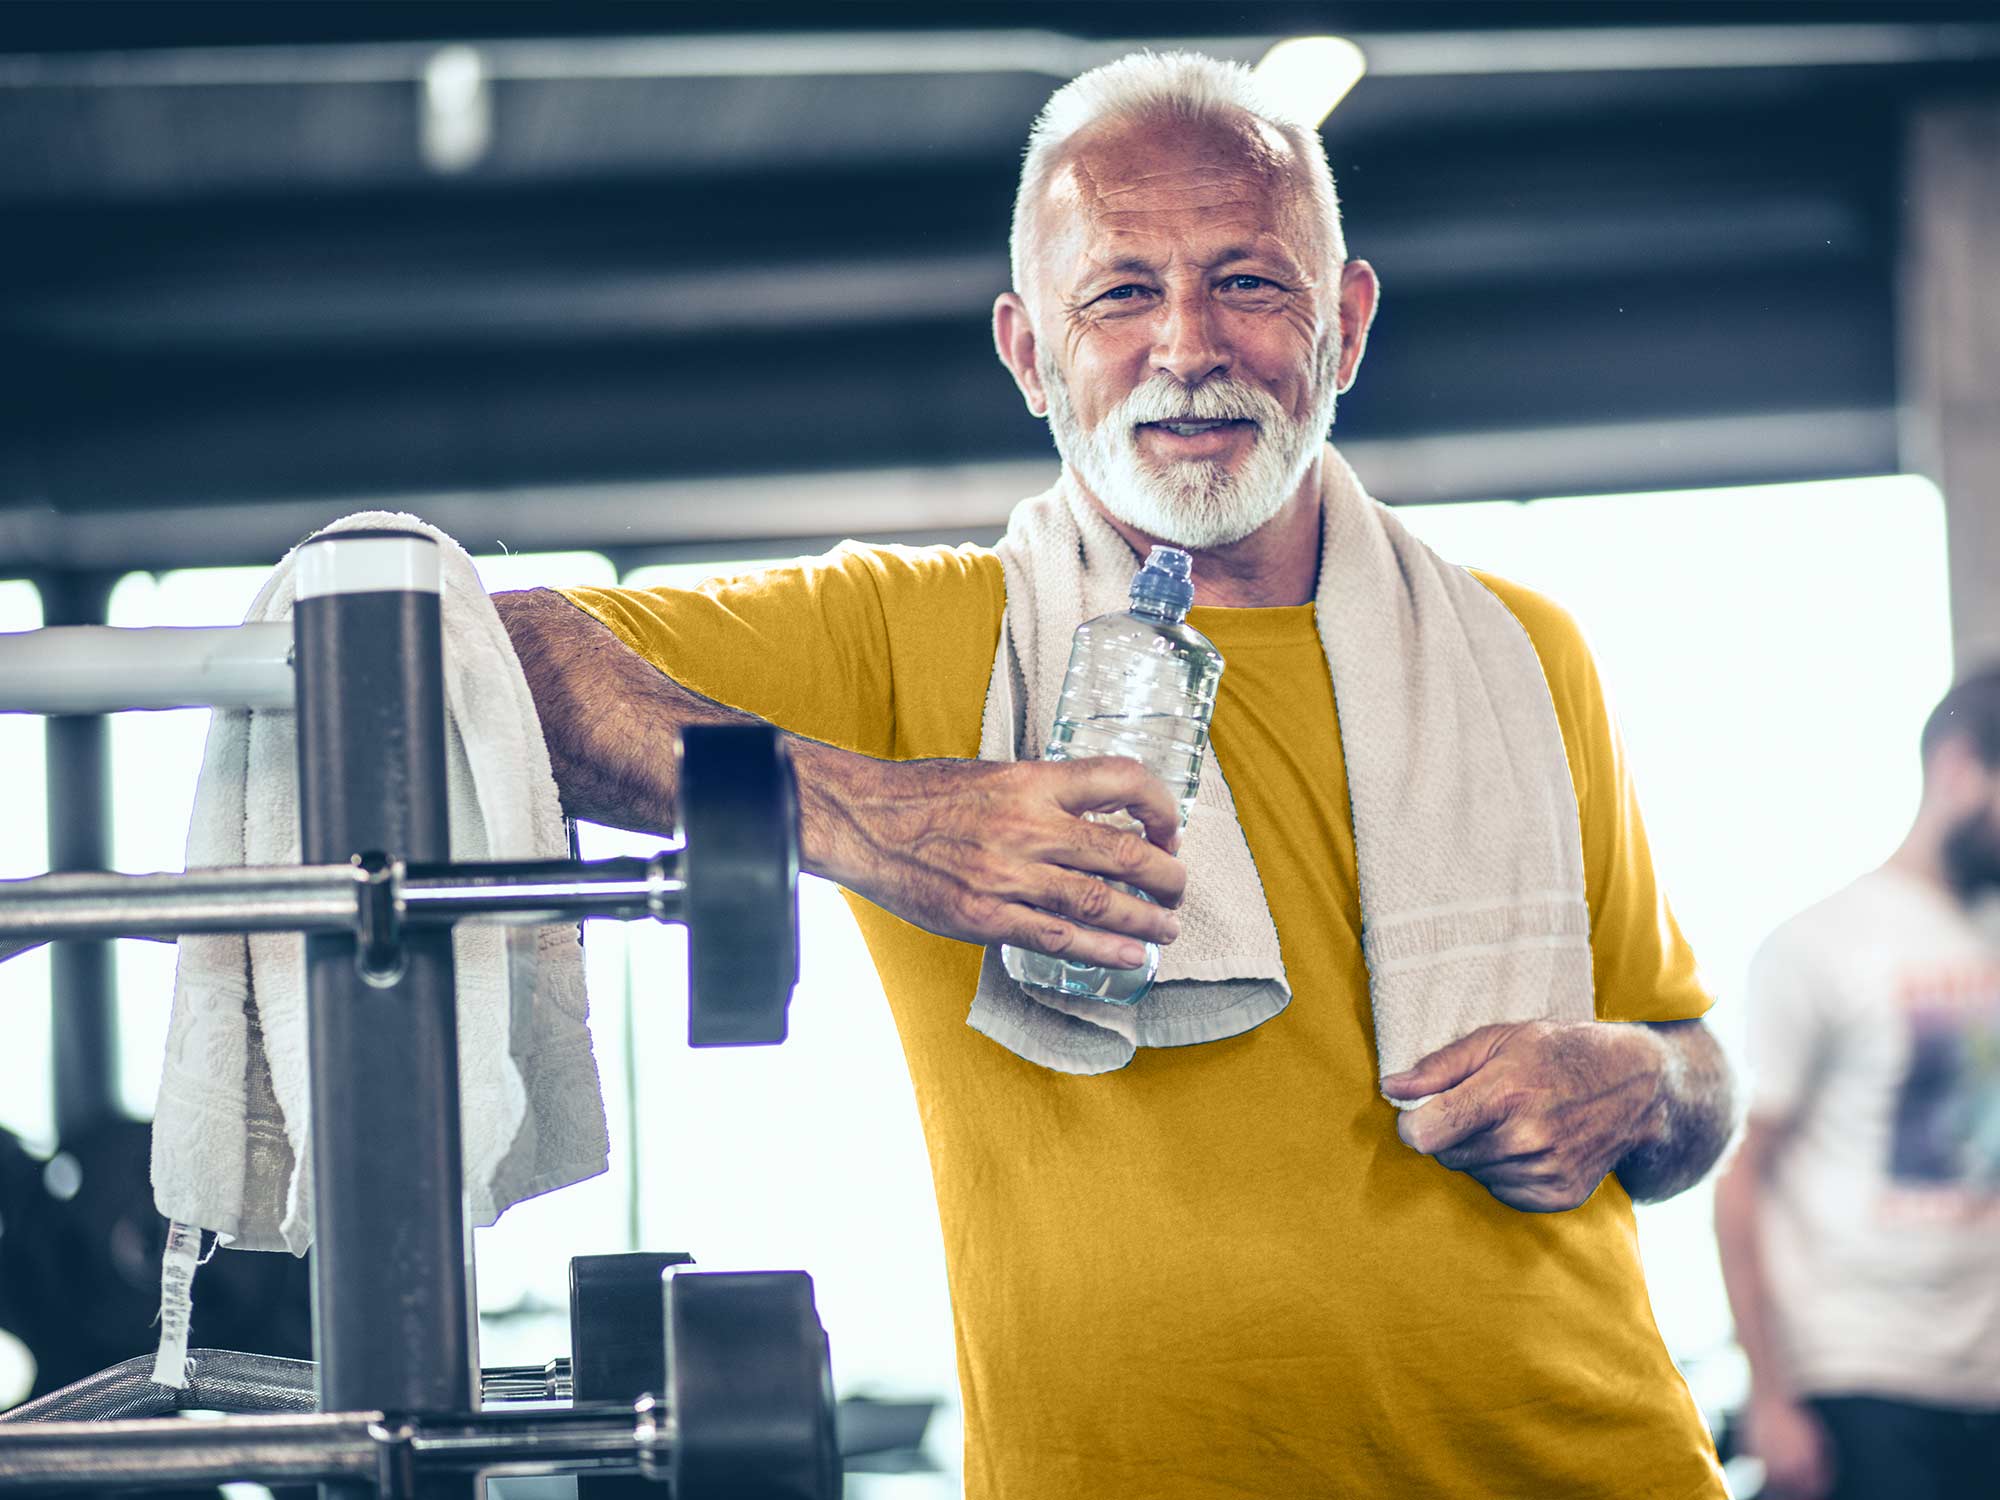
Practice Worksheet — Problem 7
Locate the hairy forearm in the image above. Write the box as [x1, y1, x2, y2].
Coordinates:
[1612, 1019, 1737, 1203]
[494, 587, 863, 877]
[497, 587, 746, 833]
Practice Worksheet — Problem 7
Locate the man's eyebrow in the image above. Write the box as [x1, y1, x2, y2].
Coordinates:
[1208, 244, 1300, 273]
[1085, 246, 1291, 276]
[1086, 255, 1162, 279]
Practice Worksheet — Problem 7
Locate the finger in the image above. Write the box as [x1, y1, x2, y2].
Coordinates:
[1435, 1131, 1537, 1174]
[1047, 757, 1182, 850]
[1019, 866, 1182, 945]
[1396, 1082, 1506, 1156]
[1434, 1112, 1561, 1173]
[1038, 820, 1188, 908]
[1480, 1178, 1583, 1214]
[1380, 1024, 1512, 1101]
[999, 905, 1150, 971]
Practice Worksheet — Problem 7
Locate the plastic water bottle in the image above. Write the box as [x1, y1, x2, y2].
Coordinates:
[1001, 546, 1224, 1005]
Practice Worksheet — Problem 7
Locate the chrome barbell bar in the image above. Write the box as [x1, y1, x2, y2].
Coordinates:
[0, 853, 686, 978]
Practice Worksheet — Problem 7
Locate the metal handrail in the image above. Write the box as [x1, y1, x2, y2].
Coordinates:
[0, 623, 294, 713]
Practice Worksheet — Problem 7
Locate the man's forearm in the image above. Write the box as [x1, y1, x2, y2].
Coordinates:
[1613, 1019, 1737, 1203]
[496, 587, 871, 882]
[491, 586, 1206, 969]
[1714, 1144, 1792, 1399]
[496, 587, 754, 836]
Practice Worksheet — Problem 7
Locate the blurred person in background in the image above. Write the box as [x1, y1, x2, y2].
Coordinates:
[1715, 667, 2000, 1499]
[502, 52, 1734, 1498]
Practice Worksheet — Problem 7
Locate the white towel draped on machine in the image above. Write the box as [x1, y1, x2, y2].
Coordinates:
[147, 512, 609, 1380]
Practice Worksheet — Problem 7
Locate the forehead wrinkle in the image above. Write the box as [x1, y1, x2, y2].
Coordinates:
[1029, 113, 1326, 316]
[1091, 161, 1278, 201]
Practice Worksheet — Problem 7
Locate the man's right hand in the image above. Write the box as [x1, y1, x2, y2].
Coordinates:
[1743, 1392, 1834, 1500]
[803, 750, 1187, 969]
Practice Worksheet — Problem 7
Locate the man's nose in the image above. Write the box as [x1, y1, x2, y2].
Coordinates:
[1150, 291, 1229, 387]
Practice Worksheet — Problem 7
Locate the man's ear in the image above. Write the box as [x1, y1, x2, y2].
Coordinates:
[1333, 259, 1380, 395]
[993, 292, 1048, 417]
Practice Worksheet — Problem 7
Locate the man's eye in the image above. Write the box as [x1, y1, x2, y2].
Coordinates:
[1099, 285, 1149, 303]
[1224, 275, 1273, 292]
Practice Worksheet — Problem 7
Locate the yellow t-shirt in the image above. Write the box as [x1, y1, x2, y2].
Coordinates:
[566, 544, 1725, 1500]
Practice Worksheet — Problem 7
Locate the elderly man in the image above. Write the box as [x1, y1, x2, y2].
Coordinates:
[499, 52, 1734, 1499]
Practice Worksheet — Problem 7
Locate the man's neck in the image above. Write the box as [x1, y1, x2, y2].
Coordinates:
[1885, 816, 1960, 903]
[1077, 454, 1325, 608]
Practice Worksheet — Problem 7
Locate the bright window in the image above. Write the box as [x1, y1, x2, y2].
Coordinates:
[614, 559, 959, 1412]
[1395, 473, 1953, 1378]
[0, 581, 51, 1150]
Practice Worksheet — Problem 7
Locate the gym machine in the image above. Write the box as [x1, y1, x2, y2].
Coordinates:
[0, 528, 840, 1496]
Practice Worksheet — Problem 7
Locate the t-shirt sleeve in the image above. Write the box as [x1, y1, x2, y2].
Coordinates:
[558, 542, 1004, 762]
[1741, 926, 1825, 1123]
[1472, 571, 1716, 1025]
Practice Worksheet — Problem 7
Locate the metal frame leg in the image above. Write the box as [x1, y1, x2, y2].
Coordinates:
[291, 529, 475, 1499]
[40, 570, 122, 1144]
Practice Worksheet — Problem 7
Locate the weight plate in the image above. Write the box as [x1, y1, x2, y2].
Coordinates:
[677, 724, 800, 1047]
[669, 1270, 839, 1500]
[568, 1251, 694, 1403]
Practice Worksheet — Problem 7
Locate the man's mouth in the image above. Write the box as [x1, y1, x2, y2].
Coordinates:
[1138, 418, 1254, 438]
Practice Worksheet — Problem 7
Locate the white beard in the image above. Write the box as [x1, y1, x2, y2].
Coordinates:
[1040, 341, 1339, 549]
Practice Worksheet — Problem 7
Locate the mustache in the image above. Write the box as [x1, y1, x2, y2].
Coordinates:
[1113, 376, 1286, 429]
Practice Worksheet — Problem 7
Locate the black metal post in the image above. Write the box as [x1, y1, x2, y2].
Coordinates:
[290, 529, 473, 1500]
[40, 570, 122, 1144]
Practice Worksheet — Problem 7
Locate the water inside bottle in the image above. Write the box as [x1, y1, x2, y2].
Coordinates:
[1000, 712, 1213, 1004]
[1046, 711, 1210, 824]
[1000, 556, 1223, 1007]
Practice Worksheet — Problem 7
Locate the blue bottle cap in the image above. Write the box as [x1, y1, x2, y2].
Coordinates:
[1130, 546, 1196, 620]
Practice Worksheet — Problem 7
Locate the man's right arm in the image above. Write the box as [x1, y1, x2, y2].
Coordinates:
[496, 586, 1186, 969]
[1714, 1114, 1833, 1500]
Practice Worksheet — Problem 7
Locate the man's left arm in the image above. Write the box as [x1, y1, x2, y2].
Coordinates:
[1407, 578, 1736, 1212]
[1382, 1017, 1733, 1211]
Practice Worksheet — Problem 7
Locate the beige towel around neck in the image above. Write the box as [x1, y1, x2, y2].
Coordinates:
[966, 446, 1595, 1079]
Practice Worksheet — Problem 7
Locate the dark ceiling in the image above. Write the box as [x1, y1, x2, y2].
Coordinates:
[2, 1, 1997, 569]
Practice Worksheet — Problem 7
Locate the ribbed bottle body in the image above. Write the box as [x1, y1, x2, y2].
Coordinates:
[1001, 607, 1223, 1005]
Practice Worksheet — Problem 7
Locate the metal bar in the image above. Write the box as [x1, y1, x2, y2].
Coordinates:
[0, 1412, 383, 1488]
[0, 855, 684, 983]
[0, 623, 293, 714]
[0, 855, 686, 948]
[5, 22, 1998, 89]
[0, 865, 363, 943]
[40, 571, 121, 1143]
[290, 528, 475, 1500]
[1, 1352, 575, 1423]
[0, 1406, 661, 1490]
[479, 1360, 574, 1405]
[399, 856, 683, 925]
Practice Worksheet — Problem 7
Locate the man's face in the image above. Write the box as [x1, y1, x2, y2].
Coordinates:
[1026, 115, 1350, 548]
[1943, 769, 2000, 900]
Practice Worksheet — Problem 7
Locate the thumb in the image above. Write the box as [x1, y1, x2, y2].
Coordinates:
[1381, 1026, 1506, 1102]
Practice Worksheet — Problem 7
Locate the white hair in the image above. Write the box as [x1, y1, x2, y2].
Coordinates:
[1008, 50, 1346, 307]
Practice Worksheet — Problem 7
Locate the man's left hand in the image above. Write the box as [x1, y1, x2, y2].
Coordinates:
[1380, 1021, 1668, 1213]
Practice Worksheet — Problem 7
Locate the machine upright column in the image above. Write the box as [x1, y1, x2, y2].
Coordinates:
[40, 570, 122, 1144]
[291, 529, 474, 1497]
